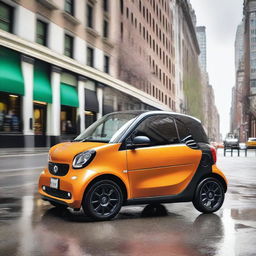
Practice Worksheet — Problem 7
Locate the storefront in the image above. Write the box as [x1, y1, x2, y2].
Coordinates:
[60, 73, 79, 139]
[0, 46, 24, 147]
[33, 60, 52, 146]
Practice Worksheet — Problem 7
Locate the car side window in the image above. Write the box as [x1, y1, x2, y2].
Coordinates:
[132, 115, 179, 146]
[175, 120, 190, 141]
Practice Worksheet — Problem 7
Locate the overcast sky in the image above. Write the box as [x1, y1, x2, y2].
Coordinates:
[189, 0, 243, 139]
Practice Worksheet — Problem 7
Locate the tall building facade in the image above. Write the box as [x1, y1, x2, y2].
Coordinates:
[0, 0, 172, 147]
[0, 0, 207, 147]
[235, 0, 256, 140]
[230, 21, 246, 141]
[118, 0, 177, 111]
[173, 0, 204, 121]
[196, 26, 207, 72]
[196, 26, 220, 141]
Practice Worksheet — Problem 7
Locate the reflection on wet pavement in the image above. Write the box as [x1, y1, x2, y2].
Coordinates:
[0, 151, 256, 256]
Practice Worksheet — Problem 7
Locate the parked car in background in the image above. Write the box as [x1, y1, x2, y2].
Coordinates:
[246, 138, 256, 149]
[224, 133, 239, 149]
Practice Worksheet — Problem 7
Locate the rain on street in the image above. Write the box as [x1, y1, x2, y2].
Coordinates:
[0, 149, 256, 256]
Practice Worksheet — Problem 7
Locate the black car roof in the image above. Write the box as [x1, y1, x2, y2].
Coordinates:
[111, 110, 208, 143]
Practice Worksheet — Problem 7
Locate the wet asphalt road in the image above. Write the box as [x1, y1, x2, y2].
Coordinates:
[0, 149, 256, 256]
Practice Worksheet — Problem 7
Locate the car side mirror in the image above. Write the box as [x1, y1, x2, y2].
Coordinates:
[127, 136, 151, 149]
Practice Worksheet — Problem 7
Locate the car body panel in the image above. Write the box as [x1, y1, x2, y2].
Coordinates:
[127, 144, 202, 198]
[39, 143, 130, 208]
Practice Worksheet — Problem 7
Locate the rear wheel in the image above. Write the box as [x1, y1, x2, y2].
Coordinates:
[193, 177, 225, 213]
[82, 180, 123, 221]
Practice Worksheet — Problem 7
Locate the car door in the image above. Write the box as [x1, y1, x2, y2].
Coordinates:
[126, 114, 202, 199]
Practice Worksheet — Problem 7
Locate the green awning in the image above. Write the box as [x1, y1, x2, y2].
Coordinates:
[61, 83, 79, 107]
[0, 46, 24, 95]
[33, 61, 52, 103]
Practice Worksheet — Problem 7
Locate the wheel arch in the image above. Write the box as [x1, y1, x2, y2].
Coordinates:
[199, 173, 228, 193]
[83, 174, 128, 203]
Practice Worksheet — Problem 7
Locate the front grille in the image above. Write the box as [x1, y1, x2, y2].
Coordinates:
[48, 162, 69, 176]
[44, 186, 71, 199]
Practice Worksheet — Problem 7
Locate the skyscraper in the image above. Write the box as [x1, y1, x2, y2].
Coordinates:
[196, 26, 207, 72]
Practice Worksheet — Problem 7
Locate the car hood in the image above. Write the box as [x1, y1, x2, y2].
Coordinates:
[49, 142, 107, 163]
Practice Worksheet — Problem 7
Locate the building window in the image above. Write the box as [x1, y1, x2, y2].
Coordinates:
[65, 0, 74, 16]
[104, 55, 110, 73]
[64, 34, 73, 58]
[36, 20, 47, 46]
[87, 47, 94, 67]
[103, 0, 108, 12]
[87, 4, 94, 28]
[0, 2, 13, 32]
[103, 19, 109, 38]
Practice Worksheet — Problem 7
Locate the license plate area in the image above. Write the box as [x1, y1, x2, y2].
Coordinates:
[50, 178, 59, 189]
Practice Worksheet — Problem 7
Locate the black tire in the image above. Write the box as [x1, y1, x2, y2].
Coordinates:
[193, 177, 225, 213]
[82, 180, 123, 221]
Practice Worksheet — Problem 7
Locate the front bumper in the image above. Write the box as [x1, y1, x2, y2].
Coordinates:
[38, 168, 96, 209]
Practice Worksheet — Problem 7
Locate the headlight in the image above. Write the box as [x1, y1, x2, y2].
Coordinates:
[72, 150, 96, 169]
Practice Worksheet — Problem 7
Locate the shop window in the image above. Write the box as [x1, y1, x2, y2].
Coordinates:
[64, 34, 73, 58]
[36, 20, 47, 46]
[0, 2, 13, 32]
[33, 102, 46, 135]
[61, 106, 77, 134]
[65, 0, 74, 16]
[0, 93, 21, 133]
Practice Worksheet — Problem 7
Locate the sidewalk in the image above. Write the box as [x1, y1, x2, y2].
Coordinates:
[0, 147, 49, 156]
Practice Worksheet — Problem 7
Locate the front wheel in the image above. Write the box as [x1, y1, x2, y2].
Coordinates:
[193, 177, 225, 213]
[82, 180, 123, 221]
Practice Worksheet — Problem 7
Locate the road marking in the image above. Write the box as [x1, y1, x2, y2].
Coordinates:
[0, 153, 48, 158]
[0, 166, 45, 173]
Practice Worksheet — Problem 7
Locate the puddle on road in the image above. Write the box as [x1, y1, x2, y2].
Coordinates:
[0, 194, 256, 256]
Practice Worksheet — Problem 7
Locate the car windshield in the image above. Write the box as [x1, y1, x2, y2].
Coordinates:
[249, 138, 256, 141]
[74, 112, 140, 143]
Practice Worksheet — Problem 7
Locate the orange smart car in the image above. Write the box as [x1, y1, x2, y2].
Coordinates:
[38, 111, 227, 220]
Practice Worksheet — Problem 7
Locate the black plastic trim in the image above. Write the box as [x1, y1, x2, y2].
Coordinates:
[42, 195, 69, 206]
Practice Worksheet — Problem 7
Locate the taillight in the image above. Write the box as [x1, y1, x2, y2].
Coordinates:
[210, 146, 217, 163]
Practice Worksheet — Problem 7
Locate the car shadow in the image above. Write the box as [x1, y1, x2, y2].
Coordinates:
[41, 203, 178, 223]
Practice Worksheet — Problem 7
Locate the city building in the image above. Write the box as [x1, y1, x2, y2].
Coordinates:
[173, 0, 204, 121]
[195, 26, 220, 141]
[196, 26, 207, 72]
[235, 0, 256, 140]
[0, 0, 171, 147]
[230, 21, 246, 141]
[118, 0, 177, 111]
[0, 0, 211, 148]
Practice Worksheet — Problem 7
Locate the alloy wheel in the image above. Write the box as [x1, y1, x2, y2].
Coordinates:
[90, 183, 121, 217]
[199, 180, 223, 211]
